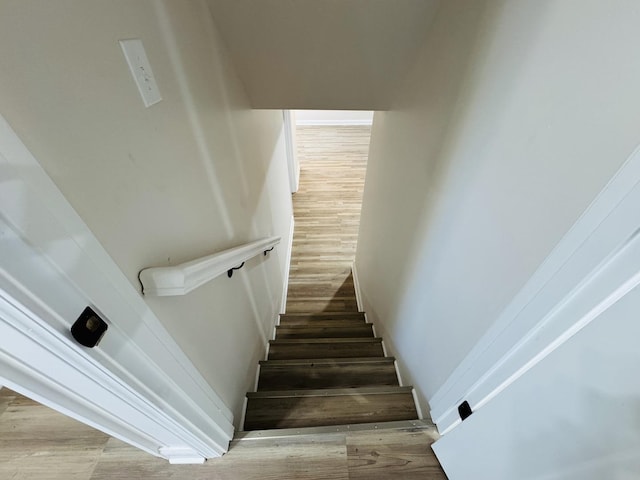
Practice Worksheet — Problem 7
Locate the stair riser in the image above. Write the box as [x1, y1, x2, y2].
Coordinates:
[280, 313, 365, 321]
[278, 319, 367, 328]
[285, 301, 359, 313]
[258, 363, 398, 390]
[268, 342, 384, 360]
[278, 313, 366, 327]
[275, 325, 373, 339]
[244, 393, 417, 430]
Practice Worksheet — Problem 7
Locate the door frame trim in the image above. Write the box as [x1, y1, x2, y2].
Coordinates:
[430, 143, 640, 434]
[283, 110, 300, 193]
[0, 114, 233, 462]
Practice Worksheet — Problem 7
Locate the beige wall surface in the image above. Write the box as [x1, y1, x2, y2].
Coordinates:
[356, 0, 640, 414]
[207, 0, 441, 110]
[0, 0, 293, 426]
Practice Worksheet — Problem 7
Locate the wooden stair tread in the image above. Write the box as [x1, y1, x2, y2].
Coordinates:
[278, 319, 368, 327]
[259, 357, 395, 366]
[244, 387, 418, 431]
[275, 324, 373, 339]
[257, 360, 399, 390]
[269, 337, 381, 344]
[280, 312, 365, 321]
[268, 339, 384, 360]
[278, 313, 367, 327]
[248, 386, 413, 398]
[285, 304, 359, 314]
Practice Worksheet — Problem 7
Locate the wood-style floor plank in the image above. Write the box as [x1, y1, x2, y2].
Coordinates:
[90, 436, 350, 480]
[0, 389, 109, 480]
[286, 126, 369, 313]
[347, 429, 447, 480]
[0, 387, 16, 417]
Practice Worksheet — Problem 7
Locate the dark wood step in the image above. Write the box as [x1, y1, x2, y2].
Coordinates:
[257, 358, 398, 390]
[279, 312, 366, 326]
[268, 338, 384, 360]
[278, 319, 368, 328]
[286, 300, 359, 314]
[275, 324, 374, 339]
[244, 386, 418, 431]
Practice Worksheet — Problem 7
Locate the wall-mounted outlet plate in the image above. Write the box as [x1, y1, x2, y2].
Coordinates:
[119, 38, 162, 108]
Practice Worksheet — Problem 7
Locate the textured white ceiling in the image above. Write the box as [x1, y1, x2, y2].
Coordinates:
[206, 0, 441, 110]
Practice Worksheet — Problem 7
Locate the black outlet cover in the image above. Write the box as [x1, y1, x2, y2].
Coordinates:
[71, 307, 108, 348]
[458, 400, 473, 421]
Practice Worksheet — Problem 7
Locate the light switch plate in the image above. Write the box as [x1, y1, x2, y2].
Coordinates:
[119, 38, 162, 107]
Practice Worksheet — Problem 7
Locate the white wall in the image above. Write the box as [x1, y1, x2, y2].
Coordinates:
[356, 0, 640, 419]
[0, 0, 292, 426]
[206, 0, 440, 110]
[295, 110, 373, 126]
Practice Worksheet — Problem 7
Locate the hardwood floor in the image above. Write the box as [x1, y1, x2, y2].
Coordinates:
[0, 388, 110, 480]
[286, 126, 370, 313]
[0, 126, 447, 479]
[0, 388, 446, 479]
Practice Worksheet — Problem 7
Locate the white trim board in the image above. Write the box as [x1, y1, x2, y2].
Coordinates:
[295, 119, 373, 126]
[0, 114, 234, 462]
[351, 261, 364, 312]
[283, 110, 300, 193]
[294, 110, 373, 126]
[0, 286, 196, 460]
[280, 215, 295, 314]
[429, 143, 640, 434]
[354, 262, 424, 421]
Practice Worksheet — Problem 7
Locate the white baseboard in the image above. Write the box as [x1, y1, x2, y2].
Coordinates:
[283, 111, 300, 193]
[238, 396, 249, 433]
[158, 447, 205, 465]
[352, 261, 431, 423]
[296, 119, 373, 126]
[392, 359, 404, 384]
[280, 215, 295, 314]
[351, 261, 363, 312]
[411, 389, 424, 420]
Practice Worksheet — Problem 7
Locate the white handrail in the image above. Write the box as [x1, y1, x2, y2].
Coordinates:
[139, 236, 281, 296]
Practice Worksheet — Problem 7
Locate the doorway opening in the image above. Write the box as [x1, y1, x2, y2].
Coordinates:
[285, 110, 373, 314]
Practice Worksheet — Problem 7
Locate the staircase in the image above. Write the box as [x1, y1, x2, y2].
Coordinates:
[243, 310, 419, 431]
[242, 125, 419, 432]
